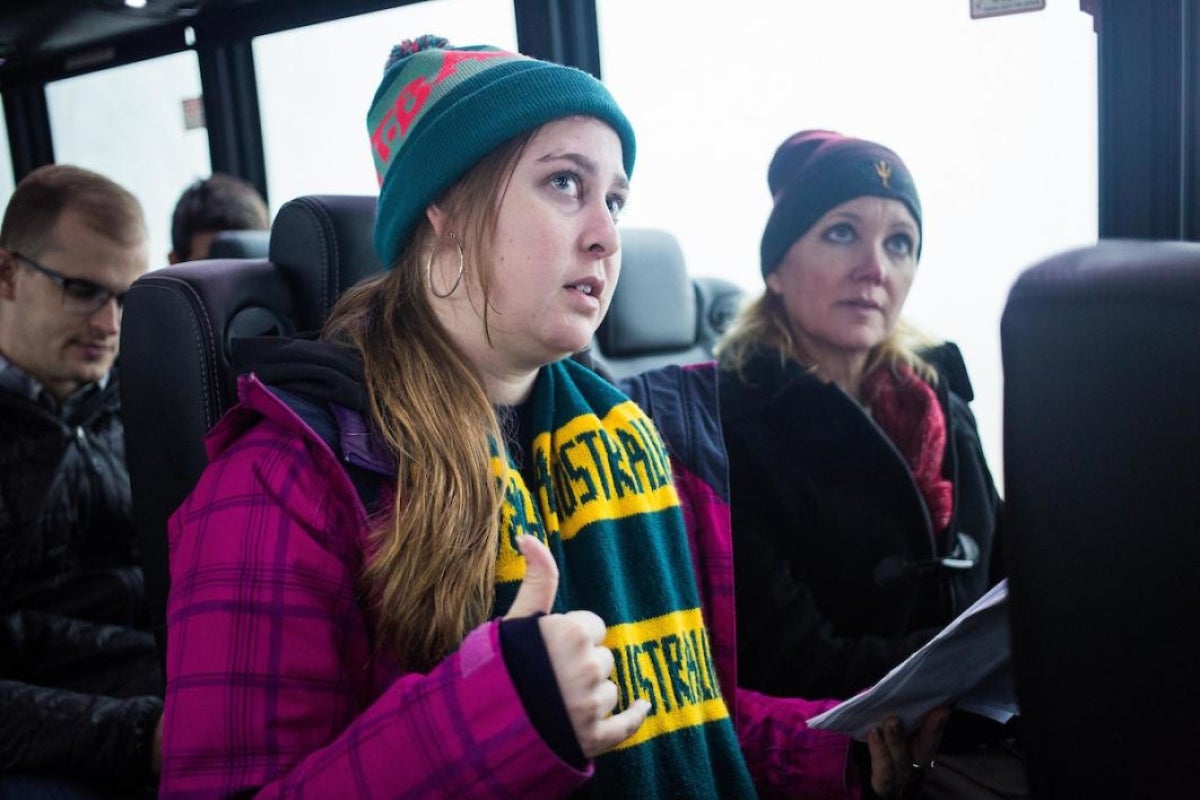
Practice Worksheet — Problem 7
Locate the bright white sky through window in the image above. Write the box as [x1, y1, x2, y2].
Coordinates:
[597, 0, 1099, 486]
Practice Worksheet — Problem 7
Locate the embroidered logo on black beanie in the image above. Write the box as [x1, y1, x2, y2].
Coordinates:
[759, 129, 922, 278]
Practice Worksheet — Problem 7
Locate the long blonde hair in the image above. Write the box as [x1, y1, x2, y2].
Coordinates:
[715, 288, 938, 384]
[322, 131, 534, 672]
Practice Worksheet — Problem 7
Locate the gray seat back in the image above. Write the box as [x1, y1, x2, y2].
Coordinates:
[594, 227, 742, 378]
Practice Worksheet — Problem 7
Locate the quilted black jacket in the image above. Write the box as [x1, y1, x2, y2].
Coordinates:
[0, 375, 162, 785]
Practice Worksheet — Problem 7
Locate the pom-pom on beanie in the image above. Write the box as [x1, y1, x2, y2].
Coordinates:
[759, 129, 922, 278]
[367, 34, 636, 269]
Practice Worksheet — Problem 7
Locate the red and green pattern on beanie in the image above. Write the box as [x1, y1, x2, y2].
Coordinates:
[367, 35, 636, 269]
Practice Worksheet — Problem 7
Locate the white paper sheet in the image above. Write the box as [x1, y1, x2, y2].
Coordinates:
[806, 579, 1018, 740]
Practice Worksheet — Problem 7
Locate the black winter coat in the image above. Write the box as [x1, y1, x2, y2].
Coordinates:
[1, 377, 136, 610]
[719, 344, 1003, 700]
[0, 376, 162, 785]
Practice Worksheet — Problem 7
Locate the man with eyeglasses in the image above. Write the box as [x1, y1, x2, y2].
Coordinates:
[0, 164, 161, 798]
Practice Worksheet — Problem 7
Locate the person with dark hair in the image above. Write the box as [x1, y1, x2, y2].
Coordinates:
[0, 164, 162, 797]
[159, 39, 945, 800]
[167, 172, 270, 263]
[716, 130, 1015, 795]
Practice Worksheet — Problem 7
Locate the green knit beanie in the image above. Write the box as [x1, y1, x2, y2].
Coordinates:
[367, 35, 636, 269]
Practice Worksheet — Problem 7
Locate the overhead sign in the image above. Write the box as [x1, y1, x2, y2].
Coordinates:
[182, 96, 205, 130]
[971, 0, 1047, 19]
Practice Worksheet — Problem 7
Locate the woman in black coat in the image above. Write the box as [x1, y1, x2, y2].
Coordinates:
[716, 130, 1004, 702]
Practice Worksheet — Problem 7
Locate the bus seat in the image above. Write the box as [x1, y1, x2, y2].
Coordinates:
[694, 274, 744, 342]
[207, 228, 271, 259]
[593, 227, 743, 378]
[1000, 239, 1200, 798]
[270, 195, 382, 329]
[119, 194, 381, 657]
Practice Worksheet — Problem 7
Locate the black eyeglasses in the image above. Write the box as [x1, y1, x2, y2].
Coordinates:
[11, 251, 128, 316]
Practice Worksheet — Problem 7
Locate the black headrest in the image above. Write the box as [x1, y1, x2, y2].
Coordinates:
[1001, 239, 1200, 797]
[208, 229, 271, 260]
[123, 256, 293, 438]
[269, 195, 381, 332]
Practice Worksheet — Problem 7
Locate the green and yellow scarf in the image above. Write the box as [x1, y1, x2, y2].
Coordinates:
[491, 358, 756, 799]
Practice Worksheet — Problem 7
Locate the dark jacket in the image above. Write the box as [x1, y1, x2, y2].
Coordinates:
[719, 344, 1003, 700]
[0, 374, 162, 785]
[0, 377, 136, 613]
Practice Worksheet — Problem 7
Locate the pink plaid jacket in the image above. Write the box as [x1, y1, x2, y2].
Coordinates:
[159, 374, 854, 798]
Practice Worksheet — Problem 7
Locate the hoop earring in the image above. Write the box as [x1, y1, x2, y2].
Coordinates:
[427, 232, 465, 299]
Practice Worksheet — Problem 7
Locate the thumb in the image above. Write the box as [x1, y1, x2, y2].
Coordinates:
[503, 535, 559, 619]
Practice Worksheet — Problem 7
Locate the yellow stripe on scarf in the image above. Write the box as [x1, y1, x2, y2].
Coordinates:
[605, 607, 730, 751]
[494, 399, 680, 584]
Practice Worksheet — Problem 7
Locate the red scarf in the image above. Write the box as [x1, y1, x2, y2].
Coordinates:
[860, 365, 954, 533]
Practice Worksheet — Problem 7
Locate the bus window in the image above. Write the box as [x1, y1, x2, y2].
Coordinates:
[45, 50, 209, 269]
[253, 0, 517, 206]
[0, 103, 13, 209]
[596, 0, 1099, 484]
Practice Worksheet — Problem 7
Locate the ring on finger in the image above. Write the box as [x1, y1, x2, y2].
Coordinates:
[909, 758, 935, 776]
[895, 760, 935, 799]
